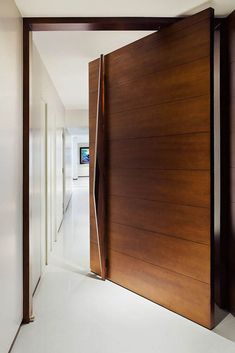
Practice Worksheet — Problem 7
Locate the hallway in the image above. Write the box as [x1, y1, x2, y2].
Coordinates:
[50, 178, 90, 272]
[12, 180, 235, 353]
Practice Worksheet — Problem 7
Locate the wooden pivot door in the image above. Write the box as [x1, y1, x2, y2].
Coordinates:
[89, 8, 217, 328]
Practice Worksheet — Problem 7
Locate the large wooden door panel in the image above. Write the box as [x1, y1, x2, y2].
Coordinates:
[89, 8, 214, 328]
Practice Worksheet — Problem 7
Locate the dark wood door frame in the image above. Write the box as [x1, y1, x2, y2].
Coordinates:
[22, 15, 225, 324]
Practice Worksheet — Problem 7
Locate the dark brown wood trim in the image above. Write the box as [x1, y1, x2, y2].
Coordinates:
[219, 18, 230, 311]
[218, 20, 230, 311]
[210, 10, 215, 328]
[23, 16, 224, 32]
[211, 18, 230, 326]
[24, 17, 181, 31]
[23, 22, 31, 324]
[227, 10, 235, 316]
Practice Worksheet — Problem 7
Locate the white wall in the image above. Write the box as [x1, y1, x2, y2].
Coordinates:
[64, 129, 73, 211]
[72, 137, 89, 178]
[65, 110, 89, 178]
[30, 41, 66, 292]
[0, 0, 23, 351]
[56, 128, 64, 231]
[66, 109, 88, 130]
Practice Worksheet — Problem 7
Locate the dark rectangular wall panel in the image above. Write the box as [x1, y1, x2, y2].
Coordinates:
[228, 11, 235, 314]
[89, 8, 215, 328]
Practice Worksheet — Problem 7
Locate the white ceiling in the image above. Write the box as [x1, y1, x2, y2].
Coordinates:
[33, 31, 154, 109]
[14, 0, 235, 17]
[19, 0, 235, 109]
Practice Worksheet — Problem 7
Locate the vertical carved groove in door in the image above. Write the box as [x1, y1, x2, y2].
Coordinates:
[93, 55, 107, 279]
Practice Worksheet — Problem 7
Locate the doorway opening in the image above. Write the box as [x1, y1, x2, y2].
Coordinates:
[17, 13, 235, 352]
[27, 27, 156, 321]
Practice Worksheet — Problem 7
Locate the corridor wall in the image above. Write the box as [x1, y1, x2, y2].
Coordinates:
[63, 128, 73, 212]
[0, 0, 23, 351]
[30, 41, 65, 292]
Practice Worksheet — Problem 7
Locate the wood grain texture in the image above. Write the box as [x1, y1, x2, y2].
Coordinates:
[109, 169, 210, 207]
[107, 58, 210, 116]
[106, 20, 210, 87]
[106, 9, 213, 328]
[24, 17, 182, 32]
[89, 91, 97, 143]
[109, 195, 210, 245]
[89, 8, 213, 328]
[24, 9, 217, 32]
[90, 241, 101, 276]
[89, 58, 100, 93]
[23, 12, 222, 33]
[109, 133, 210, 170]
[107, 250, 211, 328]
[94, 55, 107, 279]
[89, 60, 99, 274]
[109, 222, 210, 283]
[107, 95, 210, 141]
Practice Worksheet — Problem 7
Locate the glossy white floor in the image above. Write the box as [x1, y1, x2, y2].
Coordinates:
[12, 178, 235, 353]
[50, 178, 90, 272]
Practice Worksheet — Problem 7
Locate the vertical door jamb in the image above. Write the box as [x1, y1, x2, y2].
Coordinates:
[23, 21, 32, 324]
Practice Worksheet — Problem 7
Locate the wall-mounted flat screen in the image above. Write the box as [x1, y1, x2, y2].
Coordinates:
[80, 147, 89, 164]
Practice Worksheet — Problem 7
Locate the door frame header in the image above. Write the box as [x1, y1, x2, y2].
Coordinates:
[23, 15, 223, 32]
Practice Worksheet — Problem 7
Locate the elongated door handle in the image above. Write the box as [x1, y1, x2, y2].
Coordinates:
[93, 54, 107, 280]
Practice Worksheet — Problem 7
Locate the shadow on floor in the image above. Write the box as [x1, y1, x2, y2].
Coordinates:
[213, 314, 235, 342]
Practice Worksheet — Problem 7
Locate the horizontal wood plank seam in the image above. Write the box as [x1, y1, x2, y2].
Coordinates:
[98, 93, 210, 115]
[106, 17, 209, 58]
[108, 193, 209, 209]
[107, 221, 210, 246]
[106, 131, 211, 142]
[107, 54, 210, 85]
[108, 247, 210, 285]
